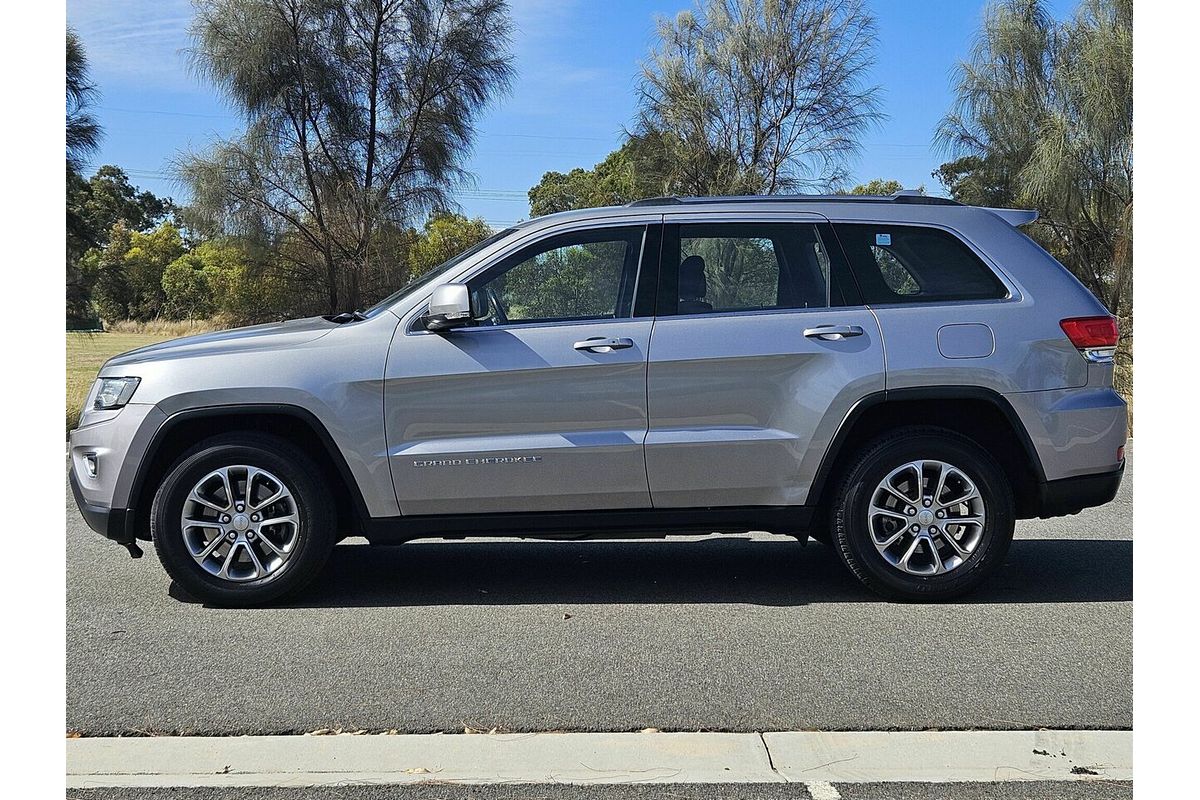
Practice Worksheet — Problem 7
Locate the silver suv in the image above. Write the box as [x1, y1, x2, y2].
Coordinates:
[69, 193, 1126, 605]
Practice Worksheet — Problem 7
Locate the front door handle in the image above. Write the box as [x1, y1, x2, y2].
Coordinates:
[803, 324, 865, 341]
[574, 336, 635, 353]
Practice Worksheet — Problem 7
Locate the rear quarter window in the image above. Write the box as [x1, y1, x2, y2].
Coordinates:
[834, 224, 1007, 305]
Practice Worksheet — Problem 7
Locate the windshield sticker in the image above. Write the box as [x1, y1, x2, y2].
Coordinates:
[875, 233, 892, 246]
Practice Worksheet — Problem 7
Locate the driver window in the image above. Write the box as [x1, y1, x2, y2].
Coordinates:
[471, 227, 644, 326]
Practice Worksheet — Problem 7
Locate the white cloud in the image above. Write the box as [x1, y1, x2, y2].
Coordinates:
[67, 0, 195, 90]
[66, 0, 620, 106]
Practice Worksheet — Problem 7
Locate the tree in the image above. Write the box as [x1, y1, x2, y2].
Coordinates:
[88, 222, 187, 321]
[409, 212, 493, 274]
[162, 251, 217, 320]
[633, 0, 882, 196]
[936, 0, 1131, 317]
[528, 139, 665, 217]
[68, 166, 176, 322]
[181, 0, 514, 315]
[163, 239, 285, 321]
[73, 166, 176, 247]
[931, 156, 1015, 208]
[83, 223, 134, 323]
[67, 28, 104, 322]
[66, 29, 102, 175]
[842, 179, 906, 196]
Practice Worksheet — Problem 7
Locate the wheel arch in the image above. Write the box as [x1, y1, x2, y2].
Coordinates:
[126, 404, 370, 541]
[808, 387, 1047, 520]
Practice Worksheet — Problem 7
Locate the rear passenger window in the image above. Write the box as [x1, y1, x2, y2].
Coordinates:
[834, 225, 1007, 304]
[662, 222, 840, 315]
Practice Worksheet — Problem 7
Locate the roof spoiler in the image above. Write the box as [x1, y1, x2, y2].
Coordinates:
[984, 207, 1039, 227]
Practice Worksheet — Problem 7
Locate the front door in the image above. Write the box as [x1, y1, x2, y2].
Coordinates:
[384, 224, 658, 515]
[645, 214, 886, 508]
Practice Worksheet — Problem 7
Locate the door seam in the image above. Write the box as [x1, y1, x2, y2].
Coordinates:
[643, 316, 657, 508]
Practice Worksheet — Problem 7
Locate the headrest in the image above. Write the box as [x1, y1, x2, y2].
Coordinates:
[679, 255, 707, 299]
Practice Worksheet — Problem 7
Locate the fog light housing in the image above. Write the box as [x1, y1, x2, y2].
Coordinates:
[84, 454, 98, 478]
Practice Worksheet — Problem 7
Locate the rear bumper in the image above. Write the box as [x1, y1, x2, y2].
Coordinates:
[1035, 461, 1124, 518]
[69, 467, 134, 544]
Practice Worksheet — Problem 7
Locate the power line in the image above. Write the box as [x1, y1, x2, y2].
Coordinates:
[97, 105, 614, 142]
[100, 106, 236, 120]
[117, 168, 530, 198]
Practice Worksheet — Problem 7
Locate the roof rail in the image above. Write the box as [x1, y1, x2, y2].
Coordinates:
[626, 196, 684, 207]
[625, 192, 959, 207]
[889, 191, 959, 206]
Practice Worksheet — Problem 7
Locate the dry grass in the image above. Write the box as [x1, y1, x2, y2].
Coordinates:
[102, 318, 225, 337]
[66, 321, 220, 431]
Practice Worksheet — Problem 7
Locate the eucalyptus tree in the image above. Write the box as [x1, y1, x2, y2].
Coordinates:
[937, 0, 1132, 318]
[527, 135, 671, 217]
[181, 0, 513, 314]
[634, 0, 882, 196]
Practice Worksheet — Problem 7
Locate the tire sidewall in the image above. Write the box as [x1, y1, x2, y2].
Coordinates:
[151, 437, 334, 605]
[835, 431, 1014, 601]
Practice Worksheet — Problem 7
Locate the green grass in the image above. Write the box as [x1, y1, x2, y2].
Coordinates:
[67, 332, 185, 431]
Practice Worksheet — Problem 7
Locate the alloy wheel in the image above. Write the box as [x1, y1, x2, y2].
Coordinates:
[180, 465, 300, 583]
[866, 459, 986, 576]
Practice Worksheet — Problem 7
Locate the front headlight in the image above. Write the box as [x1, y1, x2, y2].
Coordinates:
[93, 377, 141, 410]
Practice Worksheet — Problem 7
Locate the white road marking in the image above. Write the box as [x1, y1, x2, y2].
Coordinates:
[66, 729, 1132, 789]
[806, 781, 843, 800]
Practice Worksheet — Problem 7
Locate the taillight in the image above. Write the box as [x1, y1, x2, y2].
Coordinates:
[1060, 316, 1118, 362]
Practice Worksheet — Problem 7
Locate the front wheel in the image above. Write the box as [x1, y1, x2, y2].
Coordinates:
[151, 433, 336, 606]
[831, 427, 1014, 601]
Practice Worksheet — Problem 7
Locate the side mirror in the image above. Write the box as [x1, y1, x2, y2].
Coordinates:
[423, 283, 474, 332]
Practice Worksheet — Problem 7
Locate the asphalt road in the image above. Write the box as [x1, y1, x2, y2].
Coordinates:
[66, 454, 1131, 736]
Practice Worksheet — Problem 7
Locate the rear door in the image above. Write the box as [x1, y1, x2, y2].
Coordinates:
[645, 212, 885, 508]
[384, 222, 661, 515]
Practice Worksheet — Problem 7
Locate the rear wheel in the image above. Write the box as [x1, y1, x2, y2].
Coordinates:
[151, 433, 336, 606]
[831, 427, 1014, 601]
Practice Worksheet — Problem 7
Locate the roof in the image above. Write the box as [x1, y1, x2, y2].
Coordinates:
[626, 190, 960, 208]
[513, 191, 1038, 233]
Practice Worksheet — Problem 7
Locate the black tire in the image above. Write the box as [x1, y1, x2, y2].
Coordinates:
[832, 426, 1014, 601]
[151, 433, 336, 606]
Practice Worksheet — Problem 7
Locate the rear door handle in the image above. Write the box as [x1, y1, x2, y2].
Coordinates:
[574, 336, 635, 353]
[803, 324, 864, 341]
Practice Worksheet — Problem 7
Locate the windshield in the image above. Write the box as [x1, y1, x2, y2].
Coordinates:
[363, 227, 518, 317]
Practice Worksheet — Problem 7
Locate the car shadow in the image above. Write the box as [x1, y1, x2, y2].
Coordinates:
[172, 535, 1132, 608]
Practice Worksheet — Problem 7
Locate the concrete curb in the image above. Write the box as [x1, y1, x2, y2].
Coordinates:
[764, 730, 1132, 783]
[67, 730, 1132, 789]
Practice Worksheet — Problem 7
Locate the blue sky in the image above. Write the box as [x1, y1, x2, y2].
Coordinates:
[67, 0, 1076, 228]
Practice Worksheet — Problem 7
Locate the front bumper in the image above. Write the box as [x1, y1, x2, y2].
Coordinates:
[1035, 461, 1124, 518]
[68, 403, 165, 544]
[69, 466, 135, 544]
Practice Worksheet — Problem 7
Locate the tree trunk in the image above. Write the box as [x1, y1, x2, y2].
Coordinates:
[347, 262, 361, 313]
[324, 248, 339, 315]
